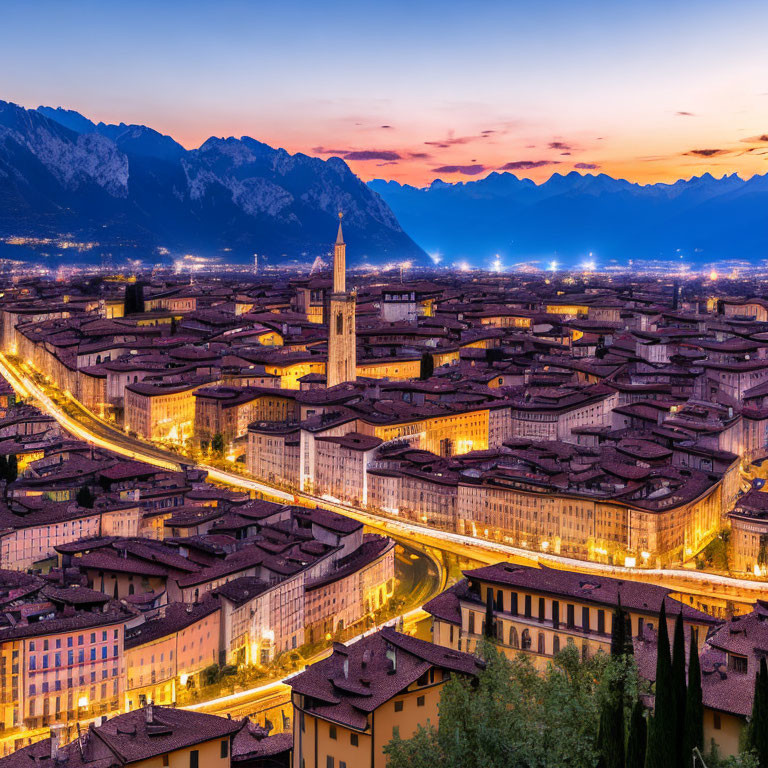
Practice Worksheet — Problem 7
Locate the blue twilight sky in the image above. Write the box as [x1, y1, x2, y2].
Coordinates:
[2, 0, 767, 185]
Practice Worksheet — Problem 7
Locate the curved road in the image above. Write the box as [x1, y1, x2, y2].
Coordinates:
[1, 352, 764, 621]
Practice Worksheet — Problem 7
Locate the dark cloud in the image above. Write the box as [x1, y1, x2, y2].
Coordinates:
[312, 146, 401, 161]
[685, 148, 729, 157]
[481, 130, 496, 136]
[741, 134, 768, 143]
[432, 164, 486, 176]
[408, 152, 432, 160]
[343, 149, 401, 161]
[499, 160, 560, 170]
[676, 111, 695, 117]
[380, 125, 393, 129]
[548, 141, 573, 151]
[574, 162, 600, 170]
[560, 152, 571, 156]
[376, 161, 399, 166]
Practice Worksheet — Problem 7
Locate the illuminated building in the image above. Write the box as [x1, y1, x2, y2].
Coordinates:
[326, 215, 357, 387]
[290, 628, 482, 768]
[125, 377, 216, 442]
[425, 563, 716, 663]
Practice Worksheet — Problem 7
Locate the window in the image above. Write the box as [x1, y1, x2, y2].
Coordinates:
[329, 726, 337, 740]
[468, 612, 475, 634]
[538, 597, 546, 621]
[162, 757, 169, 767]
[729, 655, 748, 674]
[566, 604, 575, 628]
[713, 712, 721, 730]
[637, 617, 644, 638]
[582, 607, 590, 631]
[524, 595, 532, 617]
[553, 635, 561, 654]
[510, 592, 518, 615]
[521, 629, 531, 651]
[326, 757, 335, 768]
[220, 740, 228, 758]
[394, 700, 403, 712]
[417, 696, 425, 707]
[350, 733, 359, 746]
[509, 626, 519, 649]
[190, 750, 199, 768]
[597, 610, 605, 634]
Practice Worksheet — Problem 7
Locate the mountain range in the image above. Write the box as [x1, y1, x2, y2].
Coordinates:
[0, 101, 425, 265]
[369, 171, 768, 267]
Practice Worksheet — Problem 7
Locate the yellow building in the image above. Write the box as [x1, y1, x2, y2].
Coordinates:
[125, 378, 216, 442]
[425, 563, 717, 668]
[290, 627, 482, 768]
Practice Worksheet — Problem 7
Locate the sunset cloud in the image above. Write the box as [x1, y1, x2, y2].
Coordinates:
[574, 162, 600, 169]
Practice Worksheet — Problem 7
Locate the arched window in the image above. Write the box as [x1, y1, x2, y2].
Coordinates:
[553, 634, 560, 654]
[538, 632, 545, 654]
[521, 628, 531, 650]
[509, 626, 519, 649]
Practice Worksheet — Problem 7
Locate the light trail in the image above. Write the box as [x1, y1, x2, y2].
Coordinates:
[2, 353, 767, 609]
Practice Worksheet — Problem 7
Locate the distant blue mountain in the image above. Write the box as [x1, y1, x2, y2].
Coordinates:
[368, 171, 768, 267]
[0, 101, 425, 264]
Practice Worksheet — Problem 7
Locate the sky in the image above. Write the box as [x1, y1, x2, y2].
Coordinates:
[2, 0, 767, 186]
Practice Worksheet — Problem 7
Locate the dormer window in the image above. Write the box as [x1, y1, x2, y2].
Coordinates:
[728, 654, 748, 674]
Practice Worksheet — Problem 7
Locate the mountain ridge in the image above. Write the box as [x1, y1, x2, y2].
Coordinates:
[368, 170, 768, 266]
[0, 101, 426, 265]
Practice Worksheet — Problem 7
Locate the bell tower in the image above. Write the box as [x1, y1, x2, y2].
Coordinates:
[326, 213, 357, 387]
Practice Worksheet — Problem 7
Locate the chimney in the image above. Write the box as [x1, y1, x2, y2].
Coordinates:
[50, 724, 64, 761]
[145, 701, 154, 724]
[385, 642, 397, 674]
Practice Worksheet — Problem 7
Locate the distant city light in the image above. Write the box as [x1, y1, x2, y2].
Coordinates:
[492, 255, 502, 273]
[548, 260, 558, 272]
[458, 261, 470, 272]
[429, 252, 443, 265]
[710, 269, 718, 281]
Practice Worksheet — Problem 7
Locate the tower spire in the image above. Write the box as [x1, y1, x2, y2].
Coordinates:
[336, 211, 344, 245]
[333, 211, 346, 293]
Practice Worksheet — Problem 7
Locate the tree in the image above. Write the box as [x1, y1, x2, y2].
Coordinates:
[124, 283, 145, 315]
[211, 433, 225, 457]
[484, 589, 495, 639]
[747, 656, 768, 767]
[76, 484, 95, 509]
[626, 699, 647, 768]
[595, 335, 608, 359]
[645, 599, 675, 768]
[419, 352, 434, 380]
[384, 642, 606, 768]
[671, 610, 688, 767]
[6, 455, 17, 483]
[684, 631, 704, 764]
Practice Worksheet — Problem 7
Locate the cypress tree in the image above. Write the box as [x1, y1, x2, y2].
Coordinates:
[626, 699, 647, 768]
[597, 682, 625, 768]
[611, 594, 626, 658]
[683, 631, 703, 764]
[671, 610, 687, 767]
[484, 589, 495, 638]
[645, 599, 674, 768]
[748, 656, 768, 767]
